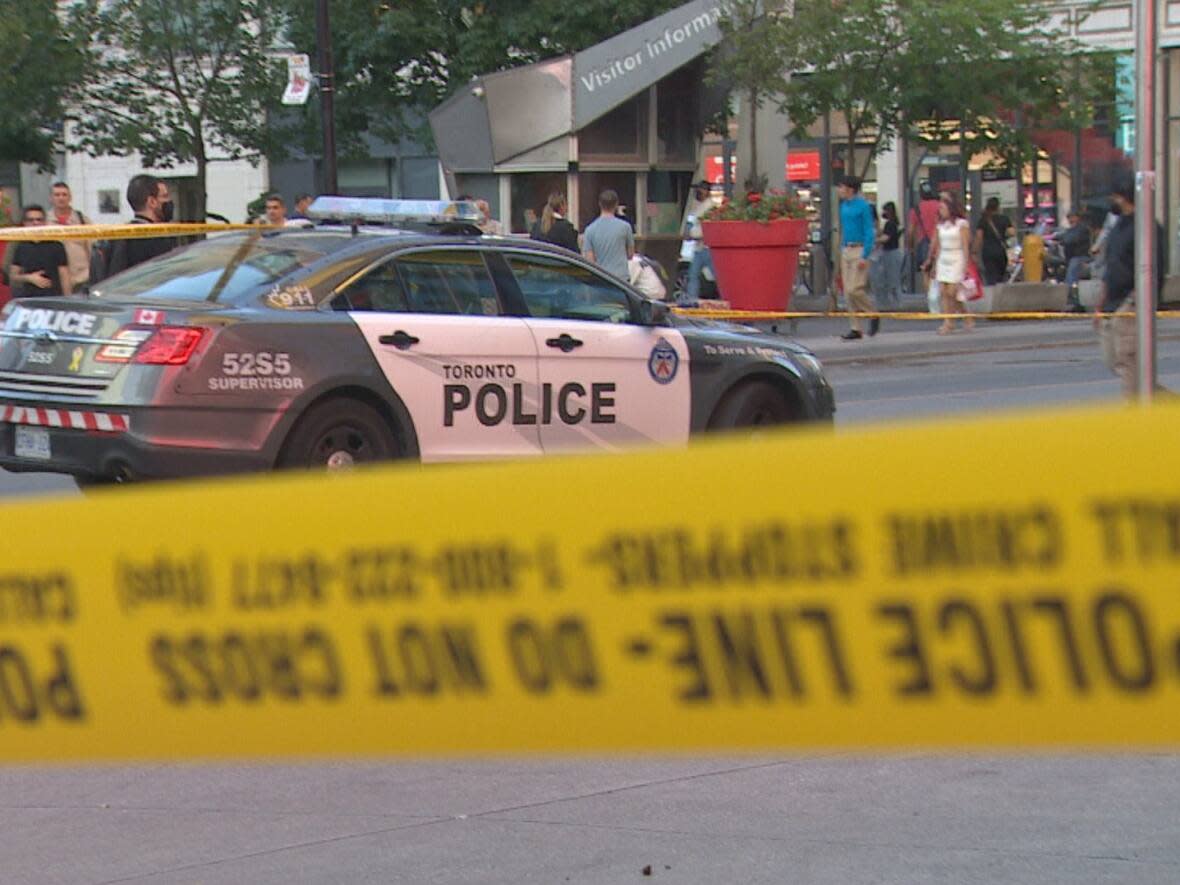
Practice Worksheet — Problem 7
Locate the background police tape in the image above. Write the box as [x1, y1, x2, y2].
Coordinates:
[4, 403, 1180, 762]
[0, 222, 278, 242]
[3, 222, 1173, 323]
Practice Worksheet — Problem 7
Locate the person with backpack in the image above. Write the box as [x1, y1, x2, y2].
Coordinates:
[973, 197, 1013, 285]
[628, 253, 668, 301]
[48, 182, 92, 293]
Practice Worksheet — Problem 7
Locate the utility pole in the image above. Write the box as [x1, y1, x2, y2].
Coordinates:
[1135, 0, 1157, 401]
[316, 0, 338, 195]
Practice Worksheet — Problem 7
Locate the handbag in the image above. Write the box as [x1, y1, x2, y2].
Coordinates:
[927, 277, 941, 313]
[956, 260, 985, 302]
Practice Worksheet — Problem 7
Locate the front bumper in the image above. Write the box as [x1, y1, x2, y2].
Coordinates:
[813, 375, 836, 419]
[0, 402, 278, 481]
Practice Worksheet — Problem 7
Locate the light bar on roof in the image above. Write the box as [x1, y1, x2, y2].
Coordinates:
[307, 197, 482, 225]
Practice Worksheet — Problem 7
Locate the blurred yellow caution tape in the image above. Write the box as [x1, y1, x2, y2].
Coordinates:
[4, 402, 1180, 761]
[0, 222, 281, 242]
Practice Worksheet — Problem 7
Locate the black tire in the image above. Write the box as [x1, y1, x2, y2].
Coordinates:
[278, 398, 401, 470]
[709, 381, 796, 430]
[72, 474, 119, 492]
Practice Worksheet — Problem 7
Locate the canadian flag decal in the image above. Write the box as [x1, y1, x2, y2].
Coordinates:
[134, 309, 164, 325]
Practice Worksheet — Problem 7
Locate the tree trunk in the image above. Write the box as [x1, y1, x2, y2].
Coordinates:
[194, 138, 208, 223]
[748, 88, 758, 192]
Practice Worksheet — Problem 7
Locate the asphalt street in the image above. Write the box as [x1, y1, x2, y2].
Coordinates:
[2, 313, 1179, 884]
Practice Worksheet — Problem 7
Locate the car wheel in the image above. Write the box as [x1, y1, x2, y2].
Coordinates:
[709, 381, 796, 430]
[278, 398, 401, 470]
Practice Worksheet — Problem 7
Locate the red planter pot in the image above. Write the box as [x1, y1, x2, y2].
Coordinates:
[701, 218, 808, 311]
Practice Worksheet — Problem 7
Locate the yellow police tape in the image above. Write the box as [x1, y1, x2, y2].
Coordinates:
[675, 308, 1180, 321]
[3, 402, 1180, 762]
[0, 222, 280, 242]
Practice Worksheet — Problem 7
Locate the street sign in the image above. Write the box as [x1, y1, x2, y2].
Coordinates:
[282, 53, 312, 106]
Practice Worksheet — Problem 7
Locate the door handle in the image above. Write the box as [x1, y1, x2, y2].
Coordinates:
[545, 334, 583, 353]
[379, 330, 420, 350]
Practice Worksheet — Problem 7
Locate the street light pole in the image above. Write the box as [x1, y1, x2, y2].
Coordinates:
[1135, 0, 1157, 401]
[315, 0, 338, 195]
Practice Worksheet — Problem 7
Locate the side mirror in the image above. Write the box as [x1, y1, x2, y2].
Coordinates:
[638, 299, 670, 326]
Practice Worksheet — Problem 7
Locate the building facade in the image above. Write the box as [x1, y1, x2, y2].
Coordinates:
[767, 0, 1180, 283]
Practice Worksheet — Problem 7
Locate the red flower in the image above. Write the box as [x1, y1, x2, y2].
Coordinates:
[747, 192, 762, 203]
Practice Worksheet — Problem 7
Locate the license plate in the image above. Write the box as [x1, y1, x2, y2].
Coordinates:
[14, 426, 51, 460]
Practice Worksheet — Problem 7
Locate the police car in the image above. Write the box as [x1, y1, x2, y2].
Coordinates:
[0, 198, 833, 484]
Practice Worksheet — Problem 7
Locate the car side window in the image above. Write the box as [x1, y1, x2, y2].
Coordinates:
[334, 257, 410, 312]
[337, 250, 499, 316]
[397, 250, 500, 316]
[506, 253, 633, 323]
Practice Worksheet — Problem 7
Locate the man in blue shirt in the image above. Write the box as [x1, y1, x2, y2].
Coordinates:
[583, 189, 635, 281]
[836, 176, 878, 340]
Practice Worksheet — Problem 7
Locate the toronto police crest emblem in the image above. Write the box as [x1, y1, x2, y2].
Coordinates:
[648, 338, 679, 384]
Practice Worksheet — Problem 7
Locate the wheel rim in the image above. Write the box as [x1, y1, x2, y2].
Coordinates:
[311, 424, 377, 469]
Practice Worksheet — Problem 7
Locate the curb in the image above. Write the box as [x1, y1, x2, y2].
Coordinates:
[811, 331, 1180, 367]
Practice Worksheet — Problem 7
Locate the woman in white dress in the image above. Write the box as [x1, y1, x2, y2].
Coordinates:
[923, 192, 974, 334]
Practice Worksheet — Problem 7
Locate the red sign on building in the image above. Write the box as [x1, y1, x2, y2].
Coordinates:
[706, 150, 822, 185]
[786, 151, 821, 182]
[707, 155, 737, 185]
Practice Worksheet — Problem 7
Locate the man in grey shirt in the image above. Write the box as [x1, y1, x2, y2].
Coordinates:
[583, 189, 634, 280]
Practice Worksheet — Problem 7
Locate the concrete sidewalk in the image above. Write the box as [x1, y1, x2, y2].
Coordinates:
[759, 292, 1180, 366]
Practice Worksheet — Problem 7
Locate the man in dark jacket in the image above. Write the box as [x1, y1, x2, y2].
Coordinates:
[1061, 208, 1092, 311]
[1095, 176, 1165, 397]
[105, 174, 177, 276]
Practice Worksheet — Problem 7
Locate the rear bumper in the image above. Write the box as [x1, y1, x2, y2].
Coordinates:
[0, 402, 278, 481]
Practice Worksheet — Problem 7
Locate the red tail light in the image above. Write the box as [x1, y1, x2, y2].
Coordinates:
[95, 327, 152, 362]
[134, 326, 205, 365]
[96, 325, 205, 365]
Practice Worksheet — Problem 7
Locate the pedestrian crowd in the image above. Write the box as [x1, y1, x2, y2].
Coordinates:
[1, 173, 1159, 398]
[0, 177, 319, 306]
[829, 170, 1162, 397]
[463, 187, 667, 300]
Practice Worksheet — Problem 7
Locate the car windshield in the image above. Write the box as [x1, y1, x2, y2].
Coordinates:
[92, 233, 351, 302]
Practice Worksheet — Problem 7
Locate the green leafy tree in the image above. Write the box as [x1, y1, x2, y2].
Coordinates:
[0, 0, 82, 166]
[717, 0, 1092, 180]
[65, 0, 289, 219]
[275, 0, 685, 153]
[709, 0, 788, 190]
[899, 0, 1104, 170]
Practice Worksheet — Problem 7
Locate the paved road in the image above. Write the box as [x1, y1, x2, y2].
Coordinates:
[2, 317, 1179, 884]
[800, 311, 1180, 424]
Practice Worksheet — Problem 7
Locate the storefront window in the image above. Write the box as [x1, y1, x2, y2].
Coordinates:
[829, 143, 877, 192]
[338, 160, 395, 197]
[452, 174, 500, 222]
[400, 158, 440, 200]
[579, 94, 648, 163]
[646, 171, 694, 235]
[577, 172, 637, 231]
[657, 64, 700, 164]
[1167, 49, 1180, 274]
[510, 173, 567, 234]
[1072, 52, 1133, 216]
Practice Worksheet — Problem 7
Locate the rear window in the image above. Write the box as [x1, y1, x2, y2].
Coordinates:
[92, 233, 350, 302]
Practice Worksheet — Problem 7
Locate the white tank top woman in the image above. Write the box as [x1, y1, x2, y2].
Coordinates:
[935, 217, 970, 283]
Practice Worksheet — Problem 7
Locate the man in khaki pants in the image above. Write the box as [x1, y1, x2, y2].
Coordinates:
[836, 176, 878, 340]
[1094, 175, 1164, 397]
